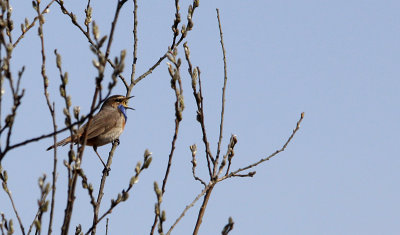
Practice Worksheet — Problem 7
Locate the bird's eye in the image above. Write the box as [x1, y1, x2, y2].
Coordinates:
[116, 99, 122, 102]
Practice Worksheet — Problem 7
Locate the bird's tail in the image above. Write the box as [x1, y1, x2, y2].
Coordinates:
[46, 136, 73, 151]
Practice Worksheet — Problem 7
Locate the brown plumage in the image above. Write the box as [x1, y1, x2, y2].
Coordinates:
[47, 95, 134, 168]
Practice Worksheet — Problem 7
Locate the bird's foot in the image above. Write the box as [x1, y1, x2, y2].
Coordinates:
[113, 139, 120, 146]
[102, 166, 111, 175]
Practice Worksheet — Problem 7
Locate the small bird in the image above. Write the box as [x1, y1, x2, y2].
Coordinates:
[47, 95, 134, 169]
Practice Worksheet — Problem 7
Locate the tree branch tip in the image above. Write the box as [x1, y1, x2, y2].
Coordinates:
[233, 171, 256, 178]
[221, 216, 234, 235]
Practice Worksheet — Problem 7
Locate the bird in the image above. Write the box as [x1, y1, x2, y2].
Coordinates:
[47, 95, 134, 169]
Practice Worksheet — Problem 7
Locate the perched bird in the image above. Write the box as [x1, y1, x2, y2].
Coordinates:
[47, 95, 134, 168]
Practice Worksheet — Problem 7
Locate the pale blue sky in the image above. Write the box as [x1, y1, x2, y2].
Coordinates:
[1, 1, 399, 234]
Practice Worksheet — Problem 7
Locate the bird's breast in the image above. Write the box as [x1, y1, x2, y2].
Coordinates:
[86, 109, 127, 147]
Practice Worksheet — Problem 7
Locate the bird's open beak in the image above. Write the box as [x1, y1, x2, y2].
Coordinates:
[123, 96, 135, 110]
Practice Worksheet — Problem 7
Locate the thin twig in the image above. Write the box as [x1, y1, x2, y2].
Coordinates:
[91, 142, 118, 235]
[86, 150, 152, 235]
[213, 8, 228, 176]
[190, 144, 207, 186]
[132, 54, 167, 86]
[217, 135, 237, 177]
[85, 0, 92, 34]
[105, 218, 109, 235]
[219, 112, 305, 181]
[104, 0, 128, 61]
[183, 43, 213, 176]
[13, 0, 56, 48]
[0, 214, 5, 235]
[133, 0, 199, 86]
[55, 0, 197, 89]
[26, 200, 42, 235]
[170, 0, 181, 48]
[0, 20, 26, 162]
[48, 112, 58, 235]
[221, 217, 234, 235]
[150, 51, 183, 235]
[55, 0, 90, 40]
[55, 0, 129, 89]
[128, 0, 138, 93]
[196, 69, 214, 174]
[5, 0, 12, 44]
[1, 180, 25, 235]
[29, 175, 50, 235]
[171, 0, 198, 49]
[0, 71, 4, 141]
[77, 169, 97, 209]
[34, 2, 59, 233]
[166, 184, 212, 235]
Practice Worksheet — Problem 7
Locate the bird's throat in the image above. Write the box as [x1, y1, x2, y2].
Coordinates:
[118, 104, 128, 121]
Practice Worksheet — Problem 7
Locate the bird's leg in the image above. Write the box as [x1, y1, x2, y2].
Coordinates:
[113, 138, 120, 145]
[93, 146, 111, 174]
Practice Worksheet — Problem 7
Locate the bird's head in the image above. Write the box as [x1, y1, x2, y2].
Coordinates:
[101, 95, 135, 110]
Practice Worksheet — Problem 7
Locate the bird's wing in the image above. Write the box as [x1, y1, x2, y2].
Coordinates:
[78, 110, 120, 139]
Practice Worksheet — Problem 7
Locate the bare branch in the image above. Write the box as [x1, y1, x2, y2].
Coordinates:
[133, 0, 200, 86]
[150, 49, 184, 235]
[33, 2, 59, 234]
[84, 0, 92, 34]
[231, 172, 256, 178]
[213, 8, 228, 176]
[128, 0, 139, 94]
[190, 144, 206, 186]
[104, 0, 128, 61]
[28, 174, 51, 235]
[47, 102, 57, 235]
[77, 169, 97, 210]
[170, 0, 181, 48]
[132, 54, 167, 86]
[166, 184, 212, 235]
[55, 0, 129, 90]
[220, 112, 305, 181]
[183, 43, 213, 177]
[4, 0, 12, 44]
[91, 141, 118, 235]
[0, 213, 12, 234]
[0, 167, 25, 235]
[217, 134, 237, 177]
[0, 4, 26, 163]
[13, 0, 56, 48]
[86, 149, 152, 235]
[192, 184, 215, 235]
[105, 218, 109, 235]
